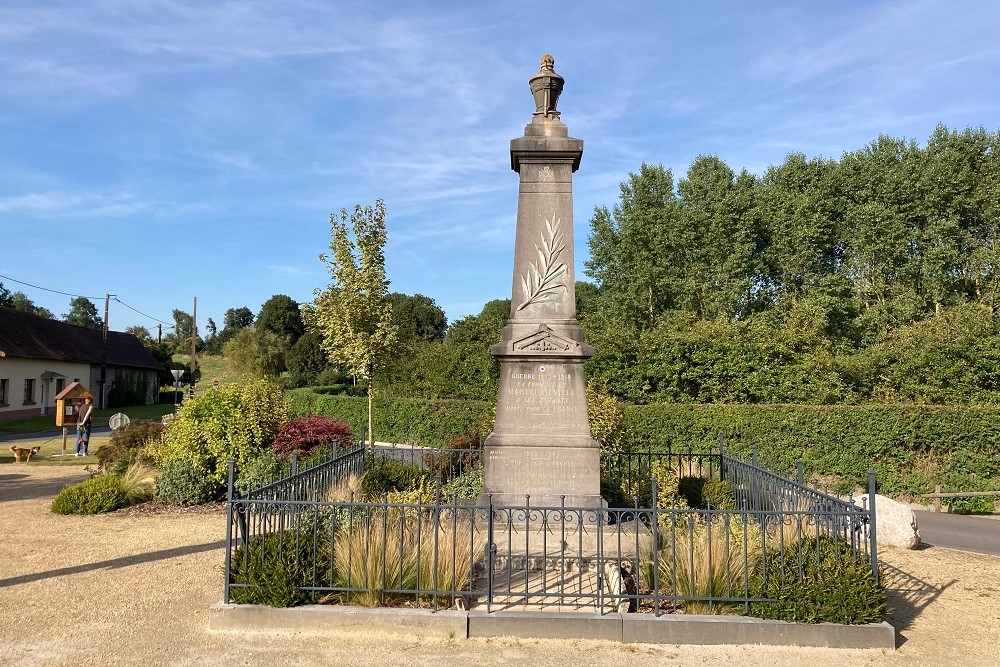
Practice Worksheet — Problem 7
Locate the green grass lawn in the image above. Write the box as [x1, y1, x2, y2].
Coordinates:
[0, 403, 175, 435]
[175, 354, 240, 389]
[2, 432, 111, 465]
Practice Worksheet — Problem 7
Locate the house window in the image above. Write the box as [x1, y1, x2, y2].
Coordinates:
[23, 379, 36, 405]
[0, 379, 8, 405]
[55, 378, 65, 395]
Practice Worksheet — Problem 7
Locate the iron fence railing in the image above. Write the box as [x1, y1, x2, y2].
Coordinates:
[224, 435, 879, 610]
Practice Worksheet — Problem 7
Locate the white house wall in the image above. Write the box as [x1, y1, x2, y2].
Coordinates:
[0, 357, 91, 421]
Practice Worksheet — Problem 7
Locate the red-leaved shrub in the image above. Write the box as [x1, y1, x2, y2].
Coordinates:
[269, 416, 354, 458]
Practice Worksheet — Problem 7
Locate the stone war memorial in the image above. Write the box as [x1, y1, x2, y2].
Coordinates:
[217, 55, 891, 650]
[482, 53, 602, 509]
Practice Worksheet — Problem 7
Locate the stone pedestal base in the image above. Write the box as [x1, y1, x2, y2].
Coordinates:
[481, 442, 604, 509]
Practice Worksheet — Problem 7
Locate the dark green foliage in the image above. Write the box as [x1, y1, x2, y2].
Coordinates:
[948, 496, 996, 515]
[236, 449, 284, 494]
[286, 390, 491, 446]
[677, 476, 706, 508]
[154, 459, 221, 506]
[359, 458, 429, 500]
[748, 537, 888, 624]
[388, 292, 448, 342]
[229, 529, 332, 607]
[51, 475, 130, 514]
[441, 466, 484, 502]
[107, 371, 147, 408]
[600, 474, 632, 507]
[256, 294, 305, 344]
[616, 402, 1000, 497]
[97, 419, 163, 473]
[285, 331, 340, 388]
[62, 296, 103, 330]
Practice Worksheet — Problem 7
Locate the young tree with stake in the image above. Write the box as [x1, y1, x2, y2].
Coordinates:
[308, 200, 398, 446]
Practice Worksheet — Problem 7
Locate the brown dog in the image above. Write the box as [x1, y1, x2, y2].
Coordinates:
[9, 445, 42, 463]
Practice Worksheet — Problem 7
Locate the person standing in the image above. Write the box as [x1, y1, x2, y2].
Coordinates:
[75, 396, 94, 456]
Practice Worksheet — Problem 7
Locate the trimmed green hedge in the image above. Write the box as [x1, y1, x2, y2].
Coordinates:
[286, 389, 1000, 498]
[617, 403, 1000, 497]
[285, 389, 490, 445]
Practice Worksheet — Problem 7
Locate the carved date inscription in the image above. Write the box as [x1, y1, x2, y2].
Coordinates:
[500, 365, 577, 417]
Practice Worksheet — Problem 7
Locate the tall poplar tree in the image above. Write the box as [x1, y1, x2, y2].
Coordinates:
[309, 199, 398, 445]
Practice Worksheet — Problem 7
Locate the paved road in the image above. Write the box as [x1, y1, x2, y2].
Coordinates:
[915, 509, 1000, 557]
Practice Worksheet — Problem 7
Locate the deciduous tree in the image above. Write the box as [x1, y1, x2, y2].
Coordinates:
[309, 200, 398, 444]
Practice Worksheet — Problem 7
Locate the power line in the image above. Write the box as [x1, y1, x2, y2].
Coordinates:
[0, 271, 175, 327]
[0, 272, 104, 300]
[113, 297, 175, 327]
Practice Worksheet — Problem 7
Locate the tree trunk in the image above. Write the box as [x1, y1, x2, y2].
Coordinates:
[367, 374, 374, 447]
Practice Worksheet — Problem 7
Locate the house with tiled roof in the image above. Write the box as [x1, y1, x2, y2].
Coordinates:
[0, 307, 164, 421]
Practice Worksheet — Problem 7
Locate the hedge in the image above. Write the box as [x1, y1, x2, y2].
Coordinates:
[286, 389, 1000, 498]
[617, 403, 1000, 497]
[285, 389, 491, 445]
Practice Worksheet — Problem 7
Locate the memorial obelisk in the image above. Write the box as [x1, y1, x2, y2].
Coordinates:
[482, 55, 602, 508]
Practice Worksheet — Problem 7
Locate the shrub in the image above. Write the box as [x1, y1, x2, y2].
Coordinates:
[97, 419, 164, 473]
[285, 390, 491, 446]
[678, 476, 706, 508]
[442, 467, 484, 502]
[154, 459, 220, 506]
[230, 529, 331, 607]
[747, 536, 887, 624]
[158, 379, 290, 485]
[236, 448, 284, 494]
[52, 475, 130, 515]
[270, 416, 353, 459]
[359, 458, 429, 501]
[701, 479, 736, 510]
[948, 496, 995, 515]
[616, 403, 1000, 497]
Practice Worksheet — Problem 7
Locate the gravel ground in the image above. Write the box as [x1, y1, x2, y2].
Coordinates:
[1, 465, 998, 667]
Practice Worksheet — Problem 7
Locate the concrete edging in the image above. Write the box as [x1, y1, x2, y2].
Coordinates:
[209, 603, 895, 649]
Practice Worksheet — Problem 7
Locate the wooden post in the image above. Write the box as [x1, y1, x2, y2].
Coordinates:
[934, 484, 942, 513]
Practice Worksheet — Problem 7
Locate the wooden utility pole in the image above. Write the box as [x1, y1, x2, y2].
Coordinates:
[189, 297, 197, 397]
[157, 323, 162, 344]
[99, 293, 110, 409]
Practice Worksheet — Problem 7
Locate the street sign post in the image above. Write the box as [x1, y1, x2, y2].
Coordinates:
[170, 369, 184, 407]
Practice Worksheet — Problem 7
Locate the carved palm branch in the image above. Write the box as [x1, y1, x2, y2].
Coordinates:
[517, 214, 568, 311]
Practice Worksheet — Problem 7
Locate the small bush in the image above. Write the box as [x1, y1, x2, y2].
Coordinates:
[230, 529, 331, 607]
[154, 459, 220, 506]
[600, 474, 632, 507]
[678, 476, 707, 508]
[237, 448, 284, 494]
[270, 416, 353, 459]
[441, 466, 483, 502]
[97, 419, 164, 473]
[359, 458, 429, 501]
[52, 475, 130, 515]
[747, 536, 887, 624]
[701, 479, 736, 510]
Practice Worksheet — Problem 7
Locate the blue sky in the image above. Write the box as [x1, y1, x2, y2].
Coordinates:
[2, 0, 999, 336]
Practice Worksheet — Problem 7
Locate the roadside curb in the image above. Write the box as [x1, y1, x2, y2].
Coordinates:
[209, 603, 896, 649]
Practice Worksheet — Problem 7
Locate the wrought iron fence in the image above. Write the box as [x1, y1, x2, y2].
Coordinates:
[224, 436, 879, 612]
